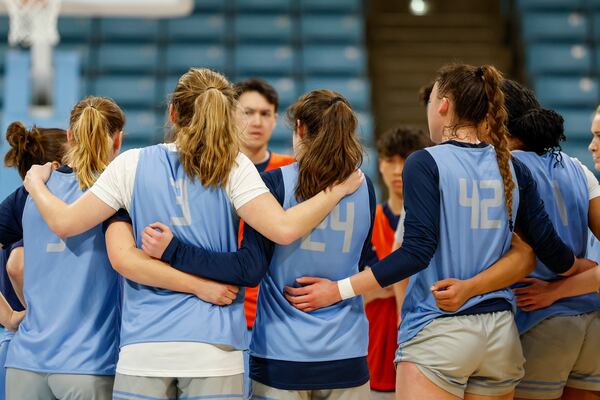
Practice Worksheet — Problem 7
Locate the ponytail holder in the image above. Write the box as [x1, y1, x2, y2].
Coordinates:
[475, 66, 485, 79]
[329, 96, 344, 107]
[205, 86, 219, 91]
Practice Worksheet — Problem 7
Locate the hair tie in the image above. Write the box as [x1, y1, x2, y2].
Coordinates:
[329, 96, 344, 107]
[475, 66, 485, 79]
[205, 86, 219, 91]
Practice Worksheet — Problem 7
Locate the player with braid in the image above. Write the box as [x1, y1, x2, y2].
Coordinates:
[286, 64, 590, 399]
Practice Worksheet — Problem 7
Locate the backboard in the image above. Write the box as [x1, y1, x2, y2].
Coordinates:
[0, 0, 194, 17]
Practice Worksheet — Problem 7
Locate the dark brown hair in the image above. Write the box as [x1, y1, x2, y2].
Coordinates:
[4, 122, 67, 179]
[287, 89, 363, 200]
[419, 82, 434, 107]
[66, 96, 125, 189]
[234, 78, 279, 112]
[171, 68, 239, 188]
[376, 126, 432, 159]
[436, 64, 515, 227]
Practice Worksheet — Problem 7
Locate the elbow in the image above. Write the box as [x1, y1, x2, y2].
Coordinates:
[241, 258, 269, 287]
[245, 276, 262, 287]
[52, 227, 70, 240]
[270, 227, 297, 246]
[523, 251, 537, 276]
[6, 252, 24, 283]
[518, 243, 537, 276]
[246, 269, 266, 287]
[107, 250, 132, 278]
[49, 220, 75, 239]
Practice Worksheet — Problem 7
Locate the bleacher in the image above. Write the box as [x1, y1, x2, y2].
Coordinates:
[0, 0, 375, 182]
[517, 0, 599, 169]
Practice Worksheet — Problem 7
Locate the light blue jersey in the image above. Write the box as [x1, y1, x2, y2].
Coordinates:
[513, 151, 600, 334]
[399, 144, 519, 345]
[122, 144, 246, 349]
[250, 164, 371, 362]
[6, 169, 120, 375]
[587, 233, 600, 263]
[0, 330, 12, 400]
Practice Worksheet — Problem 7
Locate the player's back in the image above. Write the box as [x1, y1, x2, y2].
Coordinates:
[250, 163, 371, 362]
[400, 143, 519, 343]
[513, 151, 588, 275]
[124, 143, 246, 350]
[512, 150, 600, 333]
[8, 166, 120, 374]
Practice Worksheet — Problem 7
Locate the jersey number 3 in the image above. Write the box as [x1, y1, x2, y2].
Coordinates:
[171, 178, 192, 226]
[47, 238, 66, 252]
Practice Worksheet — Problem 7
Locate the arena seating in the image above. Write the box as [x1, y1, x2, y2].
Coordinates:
[0, 0, 376, 187]
[517, 0, 600, 169]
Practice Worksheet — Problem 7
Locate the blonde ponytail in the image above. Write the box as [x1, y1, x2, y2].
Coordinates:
[171, 68, 239, 187]
[65, 96, 125, 189]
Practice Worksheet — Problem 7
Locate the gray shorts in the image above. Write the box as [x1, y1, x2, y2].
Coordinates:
[395, 311, 525, 398]
[369, 390, 394, 400]
[112, 373, 243, 400]
[250, 381, 369, 400]
[5, 368, 113, 400]
[515, 311, 600, 399]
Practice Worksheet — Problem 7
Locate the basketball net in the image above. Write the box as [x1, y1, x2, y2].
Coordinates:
[5, 0, 61, 107]
[6, 0, 61, 46]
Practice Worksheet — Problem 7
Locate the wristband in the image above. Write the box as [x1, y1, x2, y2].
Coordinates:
[337, 277, 356, 300]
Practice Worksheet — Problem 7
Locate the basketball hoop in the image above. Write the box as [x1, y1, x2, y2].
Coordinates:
[6, 0, 61, 46]
[5, 0, 62, 107]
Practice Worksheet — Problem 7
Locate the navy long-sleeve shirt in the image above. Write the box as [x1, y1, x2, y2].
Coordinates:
[0, 186, 28, 248]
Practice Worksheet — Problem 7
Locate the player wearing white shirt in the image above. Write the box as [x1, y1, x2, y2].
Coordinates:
[23, 68, 363, 399]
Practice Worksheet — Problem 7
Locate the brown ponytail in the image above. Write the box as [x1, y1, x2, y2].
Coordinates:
[65, 96, 125, 189]
[4, 121, 67, 179]
[481, 65, 514, 227]
[436, 64, 514, 228]
[171, 68, 239, 187]
[287, 90, 363, 200]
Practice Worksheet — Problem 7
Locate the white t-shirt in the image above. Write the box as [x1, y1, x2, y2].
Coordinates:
[574, 158, 600, 200]
[91, 143, 269, 212]
[394, 209, 406, 246]
[90, 143, 269, 377]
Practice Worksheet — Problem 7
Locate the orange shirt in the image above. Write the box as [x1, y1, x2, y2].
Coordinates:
[240, 152, 295, 329]
[366, 203, 400, 392]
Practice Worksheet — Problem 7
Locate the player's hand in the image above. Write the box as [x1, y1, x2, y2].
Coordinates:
[331, 169, 364, 197]
[24, 163, 53, 192]
[431, 278, 475, 312]
[141, 222, 173, 259]
[192, 277, 239, 306]
[513, 277, 556, 311]
[284, 277, 341, 312]
[6, 310, 25, 332]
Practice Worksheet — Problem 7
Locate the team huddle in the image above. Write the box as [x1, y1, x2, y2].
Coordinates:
[0, 64, 598, 400]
